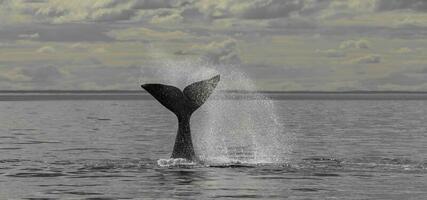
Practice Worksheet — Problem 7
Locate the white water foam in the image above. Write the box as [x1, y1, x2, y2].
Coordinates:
[141, 60, 293, 165]
[157, 158, 196, 167]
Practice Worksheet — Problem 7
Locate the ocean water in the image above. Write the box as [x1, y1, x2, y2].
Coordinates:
[0, 96, 426, 199]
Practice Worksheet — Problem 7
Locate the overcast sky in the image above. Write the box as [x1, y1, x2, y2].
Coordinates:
[1, 0, 427, 91]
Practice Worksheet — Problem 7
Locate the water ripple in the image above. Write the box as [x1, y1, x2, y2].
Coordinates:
[6, 172, 66, 178]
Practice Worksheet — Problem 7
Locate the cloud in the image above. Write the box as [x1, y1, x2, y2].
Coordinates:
[0, 42, 13, 47]
[107, 27, 189, 41]
[267, 17, 318, 29]
[21, 65, 64, 85]
[351, 54, 381, 64]
[150, 11, 184, 25]
[316, 48, 346, 58]
[91, 47, 108, 54]
[230, 0, 305, 19]
[71, 65, 141, 90]
[0, 65, 66, 89]
[195, 0, 326, 20]
[0, 23, 113, 42]
[319, 0, 376, 19]
[395, 47, 414, 54]
[132, 0, 177, 9]
[0, 68, 31, 82]
[18, 33, 40, 39]
[363, 70, 427, 91]
[192, 39, 241, 64]
[419, 67, 427, 73]
[375, 0, 427, 12]
[69, 42, 89, 50]
[0, 0, 331, 25]
[0, 62, 141, 90]
[393, 17, 427, 28]
[2, 0, 427, 91]
[339, 39, 370, 49]
[36, 45, 55, 53]
[3, 0, 427, 27]
[4, 0, 181, 24]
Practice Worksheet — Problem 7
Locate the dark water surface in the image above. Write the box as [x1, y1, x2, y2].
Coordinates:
[0, 96, 426, 199]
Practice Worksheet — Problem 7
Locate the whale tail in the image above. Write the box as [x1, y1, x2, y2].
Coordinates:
[141, 75, 220, 117]
[141, 75, 220, 160]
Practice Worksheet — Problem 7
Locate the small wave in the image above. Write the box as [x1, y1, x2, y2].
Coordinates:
[97, 118, 111, 121]
[349, 156, 414, 165]
[0, 136, 16, 139]
[292, 188, 323, 192]
[12, 140, 61, 144]
[344, 156, 427, 171]
[75, 159, 149, 171]
[6, 172, 65, 178]
[302, 157, 342, 165]
[64, 191, 103, 195]
[9, 128, 38, 131]
[52, 148, 113, 152]
[213, 194, 261, 198]
[157, 158, 196, 167]
[69, 174, 133, 179]
[20, 167, 43, 171]
[0, 147, 22, 150]
[0, 159, 25, 163]
[49, 160, 74, 165]
[204, 159, 262, 168]
[38, 183, 101, 188]
[312, 172, 340, 177]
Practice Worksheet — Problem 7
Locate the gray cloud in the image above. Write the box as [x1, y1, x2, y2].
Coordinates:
[393, 17, 427, 28]
[375, 0, 427, 12]
[22, 0, 47, 3]
[268, 17, 318, 29]
[18, 32, 40, 39]
[420, 67, 427, 73]
[339, 39, 370, 49]
[197, 0, 329, 20]
[362, 70, 427, 91]
[198, 39, 241, 64]
[70, 65, 141, 90]
[352, 54, 382, 64]
[1, 63, 142, 90]
[36, 46, 55, 53]
[21, 66, 64, 86]
[244, 63, 333, 80]
[2, 0, 427, 91]
[395, 47, 414, 54]
[0, 0, 332, 26]
[234, 0, 305, 19]
[132, 0, 176, 10]
[0, 24, 113, 42]
[3, 0, 181, 24]
[316, 48, 346, 58]
[3, 0, 427, 25]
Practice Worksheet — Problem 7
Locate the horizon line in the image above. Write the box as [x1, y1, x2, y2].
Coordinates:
[1, 90, 427, 94]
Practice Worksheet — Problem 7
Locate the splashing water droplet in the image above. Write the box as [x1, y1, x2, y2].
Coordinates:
[141, 60, 293, 164]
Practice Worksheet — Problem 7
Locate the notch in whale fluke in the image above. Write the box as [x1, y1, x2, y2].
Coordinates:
[141, 75, 220, 161]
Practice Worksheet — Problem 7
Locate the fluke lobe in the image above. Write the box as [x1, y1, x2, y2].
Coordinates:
[141, 75, 220, 161]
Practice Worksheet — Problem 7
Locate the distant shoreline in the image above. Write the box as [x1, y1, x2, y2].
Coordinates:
[1, 90, 427, 101]
[1, 90, 427, 94]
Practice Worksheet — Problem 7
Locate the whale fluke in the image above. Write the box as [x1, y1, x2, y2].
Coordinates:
[141, 75, 220, 161]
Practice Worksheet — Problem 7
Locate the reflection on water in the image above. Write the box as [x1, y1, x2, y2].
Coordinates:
[0, 99, 426, 199]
